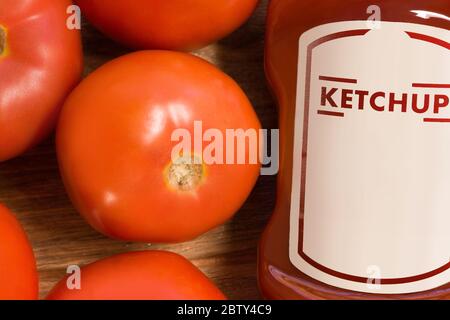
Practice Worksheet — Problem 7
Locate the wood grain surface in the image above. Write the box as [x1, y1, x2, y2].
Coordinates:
[0, 0, 277, 299]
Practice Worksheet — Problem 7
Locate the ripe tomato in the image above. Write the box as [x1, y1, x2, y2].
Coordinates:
[75, 0, 259, 50]
[0, 204, 38, 300]
[0, 0, 83, 161]
[57, 51, 261, 243]
[47, 250, 226, 300]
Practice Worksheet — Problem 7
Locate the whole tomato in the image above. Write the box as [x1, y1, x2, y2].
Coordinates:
[57, 51, 261, 242]
[0, 0, 83, 161]
[75, 0, 259, 50]
[47, 250, 226, 300]
[0, 204, 38, 300]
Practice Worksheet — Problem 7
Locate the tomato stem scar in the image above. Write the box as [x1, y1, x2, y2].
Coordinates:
[165, 155, 205, 192]
[0, 26, 6, 56]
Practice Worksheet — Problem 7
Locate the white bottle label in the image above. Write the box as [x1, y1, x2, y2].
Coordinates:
[290, 21, 450, 294]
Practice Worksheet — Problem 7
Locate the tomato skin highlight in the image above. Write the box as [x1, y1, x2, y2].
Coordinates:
[0, 0, 83, 161]
[47, 250, 226, 300]
[75, 0, 259, 50]
[0, 204, 38, 300]
[57, 51, 261, 243]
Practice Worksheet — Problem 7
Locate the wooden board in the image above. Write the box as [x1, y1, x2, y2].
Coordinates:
[0, 0, 277, 299]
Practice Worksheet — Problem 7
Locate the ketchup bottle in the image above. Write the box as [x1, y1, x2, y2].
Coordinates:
[259, 0, 450, 299]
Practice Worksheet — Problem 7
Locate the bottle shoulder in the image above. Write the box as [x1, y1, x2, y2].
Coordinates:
[267, 0, 449, 37]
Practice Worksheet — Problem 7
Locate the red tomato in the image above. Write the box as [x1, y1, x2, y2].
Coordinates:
[0, 0, 83, 161]
[57, 51, 261, 242]
[75, 0, 259, 50]
[47, 250, 226, 300]
[0, 204, 38, 300]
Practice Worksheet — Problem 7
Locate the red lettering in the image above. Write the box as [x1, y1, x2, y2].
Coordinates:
[318, 87, 447, 118]
[321, 87, 338, 107]
[389, 93, 408, 112]
[370, 92, 385, 111]
[341, 89, 353, 109]
[433, 94, 449, 114]
[411, 94, 430, 114]
[355, 90, 369, 110]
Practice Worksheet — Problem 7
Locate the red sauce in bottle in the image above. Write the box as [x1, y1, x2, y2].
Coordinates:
[259, 0, 450, 299]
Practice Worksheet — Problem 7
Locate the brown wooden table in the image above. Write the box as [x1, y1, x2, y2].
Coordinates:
[0, 0, 277, 299]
